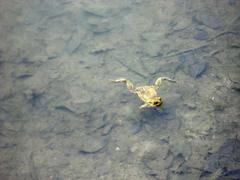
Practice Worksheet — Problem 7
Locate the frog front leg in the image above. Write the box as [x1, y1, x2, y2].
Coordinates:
[154, 77, 176, 88]
[111, 78, 135, 93]
[139, 103, 149, 109]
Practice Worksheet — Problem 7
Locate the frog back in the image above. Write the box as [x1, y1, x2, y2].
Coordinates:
[135, 86, 157, 102]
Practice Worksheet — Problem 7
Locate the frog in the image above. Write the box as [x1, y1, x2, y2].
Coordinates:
[111, 77, 176, 109]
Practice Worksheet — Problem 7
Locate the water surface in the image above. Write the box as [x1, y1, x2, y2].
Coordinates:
[0, 0, 240, 179]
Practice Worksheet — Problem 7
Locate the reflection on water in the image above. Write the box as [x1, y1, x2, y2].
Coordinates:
[0, 0, 240, 179]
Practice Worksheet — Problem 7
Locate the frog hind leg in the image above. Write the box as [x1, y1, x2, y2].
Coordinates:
[111, 78, 135, 93]
[154, 77, 176, 88]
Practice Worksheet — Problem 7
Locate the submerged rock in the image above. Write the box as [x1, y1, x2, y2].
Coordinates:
[170, 154, 186, 172]
[229, 72, 240, 91]
[12, 72, 32, 79]
[23, 89, 44, 105]
[53, 93, 92, 115]
[201, 138, 240, 178]
[90, 40, 115, 54]
[130, 121, 143, 135]
[65, 30, 86, 54]
[184, 101, 197, 110]
[81, 2, 129, 18]
[85, 108, 109, 134]
[87, 17, 113, 34]
[141, 143, 173, 179]
[230, 16, 240, 32]
[179, 54, 208, 78]
[193, 28, 209, 40]
[189, 62, 208, 78]
[101, 123, 115, 136]
[228, 0, 237, 5]
[54, 105, 76, 114]
[79, 136, 109, 154]
[0, 137, 16, 149]
[194, 8, 224, 30]
[222, 169, 240, 179]
[169, 138, 192, 160]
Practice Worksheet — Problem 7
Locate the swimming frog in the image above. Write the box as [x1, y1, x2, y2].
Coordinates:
[111, 77, 176, 109]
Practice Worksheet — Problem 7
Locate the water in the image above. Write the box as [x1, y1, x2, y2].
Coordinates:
[0, 0, 240, 179]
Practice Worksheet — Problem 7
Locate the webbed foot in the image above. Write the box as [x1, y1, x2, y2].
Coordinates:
[111, 78, 135, 93]
[154, 77, 176, 87]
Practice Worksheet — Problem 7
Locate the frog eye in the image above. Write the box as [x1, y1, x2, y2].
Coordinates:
[153, 101, 159, 105]
[154, 100, 163, 107]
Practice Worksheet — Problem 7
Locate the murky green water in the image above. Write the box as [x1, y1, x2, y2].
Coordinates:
[0, 0, 240, 179]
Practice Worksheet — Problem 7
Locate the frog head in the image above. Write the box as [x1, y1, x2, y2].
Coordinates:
[148, 97, 163, 107]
